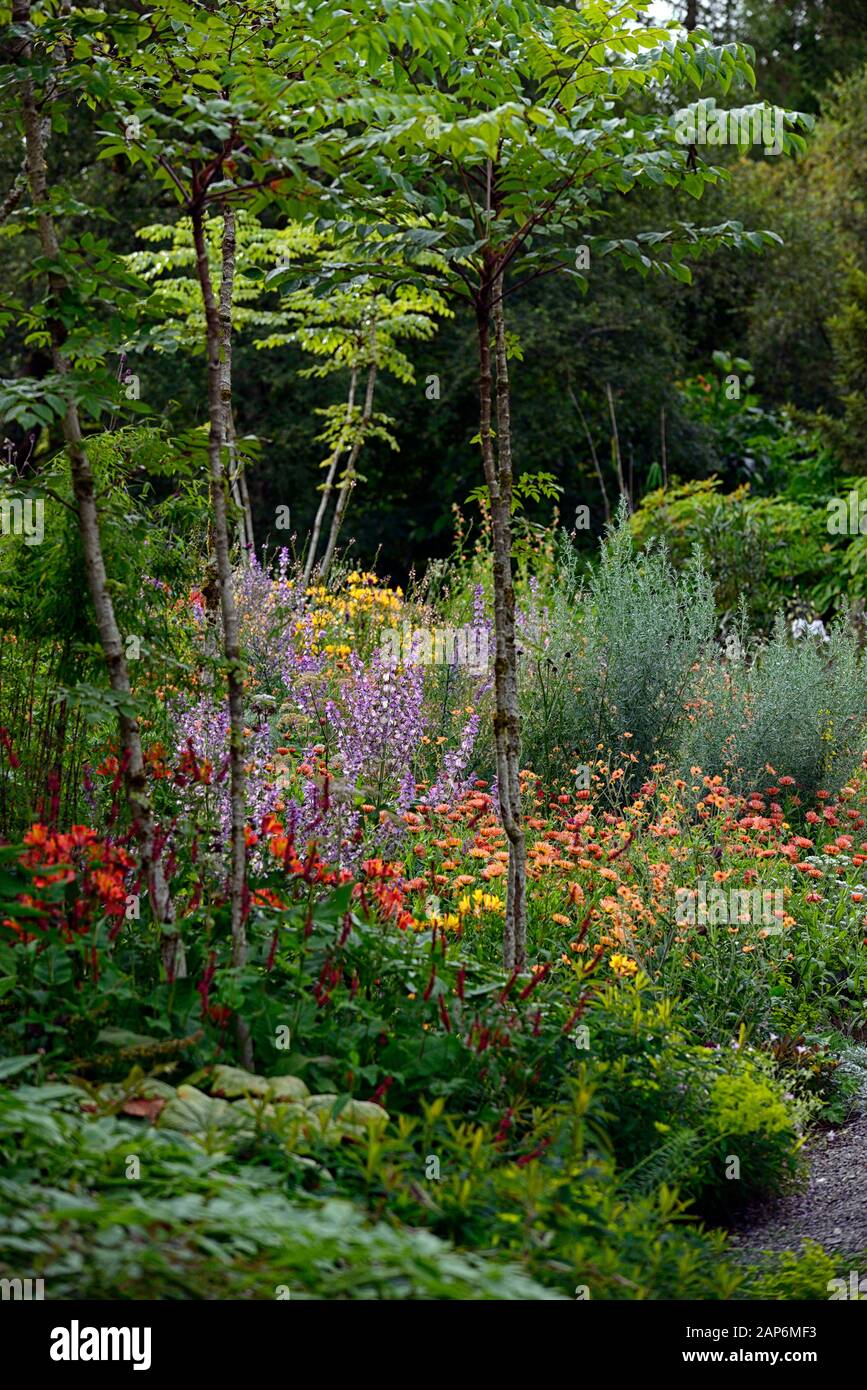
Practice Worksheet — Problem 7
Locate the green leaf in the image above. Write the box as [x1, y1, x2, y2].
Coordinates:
[0, 1055, 40, 1081]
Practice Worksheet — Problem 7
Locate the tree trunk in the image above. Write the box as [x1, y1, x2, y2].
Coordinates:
[218, 207, 253, 563]
[606, 380, 629, 511]
[0, 161, 27, 226]
[478, 269, 527, 970]
[302, 366, 358, 590]
[319, 356, 377, 583]
[13, 0, 184, 978]
[237, 460, 255, 562]
[191, 199, 253, 1068]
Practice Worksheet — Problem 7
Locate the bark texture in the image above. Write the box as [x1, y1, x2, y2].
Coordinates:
[477, 265, 527, 970]
[218, 207, 254, 562]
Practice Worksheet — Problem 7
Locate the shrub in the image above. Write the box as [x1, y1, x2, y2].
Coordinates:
[630, 477, 830, 629]
[744, 1241, 860, 1302]
[732, 616, 867, 797]
[530, 509, 718, 791]
[582, 985, 807, 1219]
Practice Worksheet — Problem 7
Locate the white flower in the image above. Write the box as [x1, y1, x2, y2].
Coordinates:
[791, 617, 830, 642]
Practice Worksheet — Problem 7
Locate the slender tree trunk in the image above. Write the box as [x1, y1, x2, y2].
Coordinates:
[238, 461, 255, 562]
[302, 367, 357, 589]
[0, 161, 26, 226]
[660, 405, 668, 489]
[14, 0, 184, 977]
[606, 380, 629, 511]
[477, 270, 527, 970]
[568, 382, 611, 523]
[191, 198, 253, 1068]
[227, 420, 248, 557]
[218, 207, 253, 564]
[319, 357, 377, 582]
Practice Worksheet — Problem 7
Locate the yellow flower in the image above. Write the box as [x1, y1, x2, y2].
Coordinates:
[609, 953, 638, 978]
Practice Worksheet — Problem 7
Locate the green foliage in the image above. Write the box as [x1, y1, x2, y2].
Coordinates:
[820, 266, 867, 474]
[746, 1242, 853, 1302]
[583, 986, 806, 1219]
[676, 612, 867, 798]
[736, 617, 867, 795]
[467, 469, 562, 516]
[0, 427, 204, 836]
[519, 514, 719, 788]
[630, 478, 838, 627]
[3, 0, 867, 1309]
[515, 513, 867, 799]
[0, 1080, 555, 1300]
[628, 349, 858, 623]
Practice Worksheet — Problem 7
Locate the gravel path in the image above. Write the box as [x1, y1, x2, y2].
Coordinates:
[729, 1115, 867, 1258]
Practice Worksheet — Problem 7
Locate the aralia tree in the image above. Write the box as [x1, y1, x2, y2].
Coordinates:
[312, 0, 811, 968]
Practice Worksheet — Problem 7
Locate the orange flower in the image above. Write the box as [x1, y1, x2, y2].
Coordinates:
[481, 862, 507, 880]
[252, 887, 286, 910]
